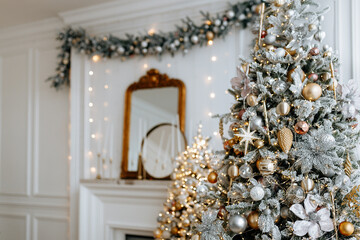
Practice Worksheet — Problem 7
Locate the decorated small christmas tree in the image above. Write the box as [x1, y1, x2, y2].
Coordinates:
[196, 0, 360, 240]
[154, 125, 213, 240]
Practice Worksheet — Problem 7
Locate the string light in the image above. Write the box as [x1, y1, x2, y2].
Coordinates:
[143, 63, 148, 69]
[89, 71, 94, 76]
[213, 131, 218, 136]
[89, 102, 94, 107]
[208, 112, 213, 117]
[91, 134, 96, 139]
[167, 63, 171, 68]
[88, 87, 93, 92]
[104, 84, 109, 89]
[211, 56, 217, 62]
[88, 151, 93, 157]
[210, 93, 216, 98]
[208, 40, 213, 46]
[92, 55, 100, 62]
[207, 76, 212, 81]
[148, 28, 155, 36]
[89, 118, 94, 123]
[90, 167, 96, 173]
[225, 90, 229, 94]
[103, 102, 108, 107]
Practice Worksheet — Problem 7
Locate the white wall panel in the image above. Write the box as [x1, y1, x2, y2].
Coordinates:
[0, 52, 29, 196]
[34, 216, 68, 240]
[0, 214, 28, 240]
[34, 48, 69, 198]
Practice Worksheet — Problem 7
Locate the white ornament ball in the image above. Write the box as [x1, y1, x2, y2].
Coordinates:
[209, 157, 223, 170]
[250, 186, 265, 201]
[275, 48, 286, 58]
[226, 10, 235, 19]
[191, 35, 199, 44]
[162, 230, 171, 238]
[197, 185, 207, 197]
[264, 34, 276, 44]
[314, 31, 326, 42]
[229, 215, 248, 233]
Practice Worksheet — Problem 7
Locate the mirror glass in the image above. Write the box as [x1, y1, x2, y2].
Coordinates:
[128, 87, 180, 171]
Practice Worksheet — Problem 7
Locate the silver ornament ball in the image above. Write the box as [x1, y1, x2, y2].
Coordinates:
[250, 116, 263, 130]
[264, 34, 276, 44]
[314, 31, 326, 42]
[275, 48, 286, 58]
[239, 163, 253, 178]
[197, 185, 207, 197]
[209, 157, 223, 170]
[250, 186, 265, 201]
[229, 215, 248, 233]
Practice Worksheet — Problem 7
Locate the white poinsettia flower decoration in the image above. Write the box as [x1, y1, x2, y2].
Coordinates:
[341, 79, 360, 118]
[290, 195, 334, 239]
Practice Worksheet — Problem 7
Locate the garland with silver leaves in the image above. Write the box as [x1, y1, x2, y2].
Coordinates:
[47, 0, 264, 89]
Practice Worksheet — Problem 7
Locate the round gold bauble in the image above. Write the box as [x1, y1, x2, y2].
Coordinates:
[276, 101, 291, 116]
[254, 139, 265, 149]
[321, 72, 332, 81]
[274, 0, 286, 7]
[246, 94, 258, 107]
[339, 221, 355, 236]
[208, 172, 218, 184]
[327, 78, 338, 91]
[255, 4, 263, 14]
[302, 83, 322, 101]
[175, 202, 183, 211]
[178, 228, 187, 237]
[183, 218, 190, 227]
[247, 211, 260, 229]
[171, 226, 179, 235]
[153, 228, 162, 238]
[301, 176, 315, 192]
[228, 165, 239, 178]
[288, 68, 306, 82]
[206, 31, 215, 40]
[256, 158, 276, 176]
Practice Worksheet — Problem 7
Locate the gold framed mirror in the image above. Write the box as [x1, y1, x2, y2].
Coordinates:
[121, 69, 186, 179]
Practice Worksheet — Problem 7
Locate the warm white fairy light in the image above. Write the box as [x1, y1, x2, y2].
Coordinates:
[207, 76, 212, 81]
[144, 63, 148, 69]
[91, 134, 96, 139]
[89, 71, 94, 76]
[208, 112, 213, 117]
[92, 55, 100, 62]
[210, 92, 216, 98]
[211, 56, 217, 62]
[89, 118, 94, 123]
[88, 87, 93, 92]
[89, 102, 94, 107]
[167, 63, 171, 68]
[213, 131, 218, 136]
[88, 151, 93, 157]
[208, 40, 213, 46]
[225, 90, 229, 94]
[90, 167, 96, 173]
[148, 28, 156, 36]
[68, 155, 72, 160]
[104, 84, 109, 89]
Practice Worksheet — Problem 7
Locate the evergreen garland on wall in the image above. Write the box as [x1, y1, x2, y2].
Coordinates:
[48, 0, 264, 89]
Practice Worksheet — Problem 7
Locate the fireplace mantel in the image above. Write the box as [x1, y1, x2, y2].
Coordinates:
[79, 180, 169, 240]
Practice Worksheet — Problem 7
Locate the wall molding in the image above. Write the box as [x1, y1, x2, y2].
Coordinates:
[33, 215, 68, 240]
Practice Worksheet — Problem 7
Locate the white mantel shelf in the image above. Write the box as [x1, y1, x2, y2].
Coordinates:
[79, 179, 169, 240]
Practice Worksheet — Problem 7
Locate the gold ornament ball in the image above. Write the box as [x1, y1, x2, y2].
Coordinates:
[256, 158, 276, 176]
[288, 68, 306, 82]
[276, 101, 291, 116]
[228, 165, 239, 178]
[247, 211, 260, 229]
[208, 171, 218, 184]
[206, 31, 215, 40]
[255, 4, 263, 14]
[302, 83, 322, 101]
[175, 202, 183, 211]
[254, 139, 265, 149]
[179, 228, 187, 237]
[153, 228, 162, 238]
[171, 226, 179, 235]
[301, 176, 315, 192]
[339, 221, 355, 236]
[247, 94, 258, 107]
[183, 218, 190, 227]
[274, 0, 286, 7]
[327, 78, 338, 91]
[322, 72, 332, 81]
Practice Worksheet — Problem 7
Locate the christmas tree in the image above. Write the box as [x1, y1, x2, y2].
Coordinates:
[196, 0, 360, 240]
[154, 125, 213, 240]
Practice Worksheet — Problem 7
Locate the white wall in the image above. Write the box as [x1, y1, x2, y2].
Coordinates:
[0, 0, 358, 239]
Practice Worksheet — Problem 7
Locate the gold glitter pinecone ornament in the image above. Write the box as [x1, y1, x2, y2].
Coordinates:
[277, 127, 293, 154]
